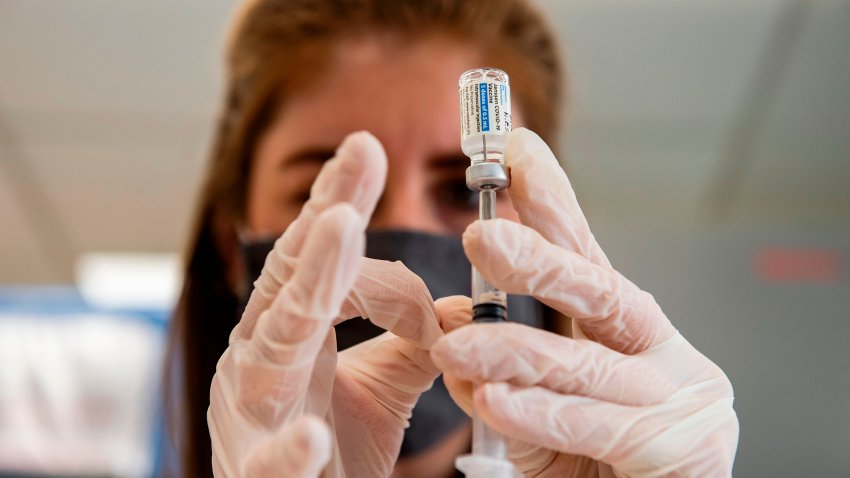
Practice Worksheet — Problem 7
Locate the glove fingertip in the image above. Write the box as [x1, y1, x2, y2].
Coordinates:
[474, 382, 511, 409]
[428, 336, 452, 370]
[336, 131, 388, 218]
[461, 221, 482, 251]
[314, 202, 365, 237]
[473, 382, 520, 433]
[434, 295, 472, 334]
[462, 219, 518, 265]
[336, 131, 387, 175]
[429, 323, 480, 373]
[340, 130, 385, 159]
[293, 415, 333, 461]
[243, 416, 332, 478]
[504, 127, 543, 167]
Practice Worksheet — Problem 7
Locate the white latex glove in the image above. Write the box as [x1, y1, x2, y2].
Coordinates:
[208, 132, 472, 477]
[240, 415, 332, 477]
[432, 128, 739, 477]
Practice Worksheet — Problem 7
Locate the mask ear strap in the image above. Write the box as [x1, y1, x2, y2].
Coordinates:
[232, 227, 249, 299]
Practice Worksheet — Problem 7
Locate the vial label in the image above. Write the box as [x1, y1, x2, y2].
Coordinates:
[459, 81, 512, 142]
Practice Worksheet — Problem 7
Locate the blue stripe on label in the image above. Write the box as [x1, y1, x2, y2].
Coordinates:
[479, 83, 489, 132]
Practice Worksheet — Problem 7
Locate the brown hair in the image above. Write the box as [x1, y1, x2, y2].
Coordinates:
[164, 1, 563, 476]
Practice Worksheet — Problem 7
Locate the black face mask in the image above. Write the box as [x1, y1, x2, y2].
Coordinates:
[239, 230, 546, 457]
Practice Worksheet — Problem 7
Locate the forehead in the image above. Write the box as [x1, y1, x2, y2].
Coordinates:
[271, 35, 485, 154]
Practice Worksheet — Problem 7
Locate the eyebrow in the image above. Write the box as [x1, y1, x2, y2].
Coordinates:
[279, 147, 468, 170]
[279, 147, 337, 169]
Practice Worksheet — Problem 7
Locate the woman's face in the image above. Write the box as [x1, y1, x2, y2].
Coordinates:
[247, 35, 521, 236]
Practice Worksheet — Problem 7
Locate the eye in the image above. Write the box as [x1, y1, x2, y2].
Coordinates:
[435, 179, 479, 212]
[281, 164, 324, 208]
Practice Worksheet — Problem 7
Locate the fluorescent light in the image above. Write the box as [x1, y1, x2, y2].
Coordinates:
[75, 253, 182, 310]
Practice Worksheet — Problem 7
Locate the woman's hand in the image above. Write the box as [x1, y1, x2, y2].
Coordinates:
[208, 132, 471, 477]
[432, 128, 739, 477]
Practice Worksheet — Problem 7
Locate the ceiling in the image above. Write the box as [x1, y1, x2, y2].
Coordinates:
[1, 0, 848, 283]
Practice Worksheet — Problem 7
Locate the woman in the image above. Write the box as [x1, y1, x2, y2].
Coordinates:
[165, 0, 738, 477]
[165, 1, 563, 477]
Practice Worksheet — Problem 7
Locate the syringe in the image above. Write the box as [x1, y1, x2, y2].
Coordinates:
[455, 68, 519, 478]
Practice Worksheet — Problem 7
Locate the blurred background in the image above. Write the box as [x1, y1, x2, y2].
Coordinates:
[0, 0, 848, 476]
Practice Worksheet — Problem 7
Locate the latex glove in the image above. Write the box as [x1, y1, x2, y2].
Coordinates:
[432, 128, 739, 477]
[208, 132, 472, 477]
[241, 415, 332, 477]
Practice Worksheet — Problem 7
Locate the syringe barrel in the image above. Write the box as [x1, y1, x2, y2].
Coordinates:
[471, 189, 508, 321]
[455, 413, 517, 478]
[472, 411, 509, 457]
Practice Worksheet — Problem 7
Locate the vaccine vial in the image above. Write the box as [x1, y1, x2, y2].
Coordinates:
[459, 68, 512, 191]
[459, 68, 512, 164]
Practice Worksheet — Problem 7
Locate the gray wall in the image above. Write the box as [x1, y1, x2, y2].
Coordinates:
[595, 223, 850, 476]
